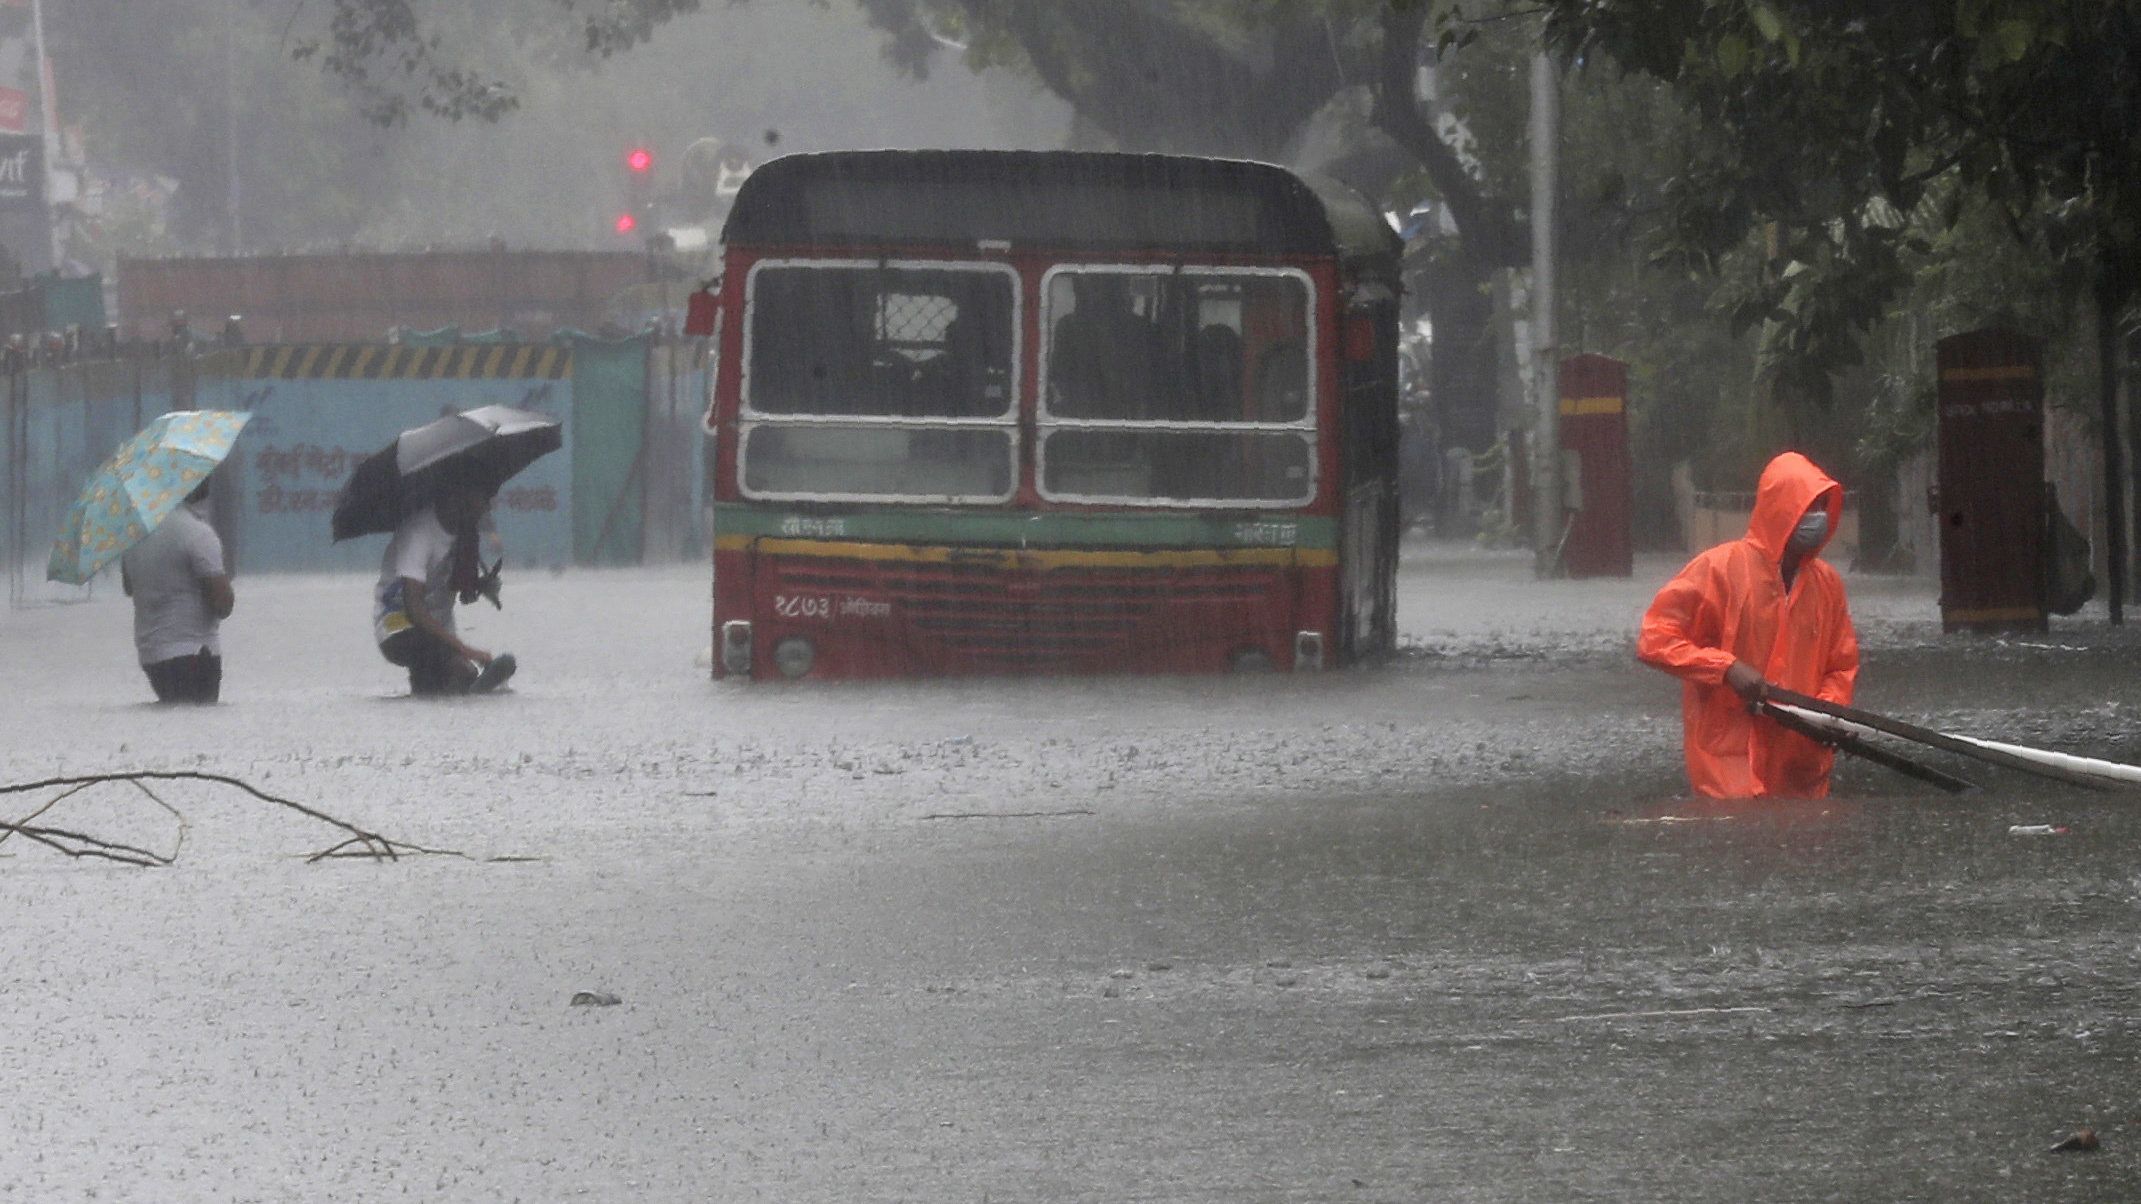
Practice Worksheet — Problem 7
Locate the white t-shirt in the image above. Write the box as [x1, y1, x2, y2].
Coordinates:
[121, 502, 226, 665]
[374, 506, 460, 645]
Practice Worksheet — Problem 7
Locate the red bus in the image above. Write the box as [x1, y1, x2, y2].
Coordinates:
[703, 150, 1402, 680]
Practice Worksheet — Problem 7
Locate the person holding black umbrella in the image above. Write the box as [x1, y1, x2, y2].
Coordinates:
[334, 405, 560, 697]
[374, 481, 514, 696]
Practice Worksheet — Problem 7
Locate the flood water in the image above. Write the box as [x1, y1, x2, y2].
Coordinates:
[1, 545, 2137, 1200]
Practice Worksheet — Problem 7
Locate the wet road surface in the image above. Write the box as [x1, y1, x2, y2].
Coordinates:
[1, 548, 2138, 1200]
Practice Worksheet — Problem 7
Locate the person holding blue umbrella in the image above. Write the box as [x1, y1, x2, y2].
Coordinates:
[120, 475, 234, 703]
[47, 409, 251, 703]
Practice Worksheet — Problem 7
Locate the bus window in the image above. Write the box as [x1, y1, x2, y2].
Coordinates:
[1040, 266, 1314, 506]
[1041, 430, 1313, 504]
[1045, 273, 1165, 419]
[741, 426, 1015, 502]
[740, 261, 1019, 504]
[746, 263, 1016, 419]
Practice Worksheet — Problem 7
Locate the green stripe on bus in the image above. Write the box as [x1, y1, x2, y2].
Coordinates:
[710, 504, 1337, 550]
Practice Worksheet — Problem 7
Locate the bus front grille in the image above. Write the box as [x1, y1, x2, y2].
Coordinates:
[767, 556, 1286, 668]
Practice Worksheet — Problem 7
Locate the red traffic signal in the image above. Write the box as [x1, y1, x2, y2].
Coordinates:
[614, 212, 639, 235]
[625, 147, 654, 174]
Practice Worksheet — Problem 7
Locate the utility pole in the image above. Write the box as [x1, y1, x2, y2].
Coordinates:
[225, 0, 242, 256]
[1528, 49, 1562, 575]
[2099, 271, 2126, 624]
[29, 0, 60, 270]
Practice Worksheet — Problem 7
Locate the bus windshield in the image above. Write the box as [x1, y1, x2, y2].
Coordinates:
[1040, 266, 1314, 507]
[741, 261, 1017, 503]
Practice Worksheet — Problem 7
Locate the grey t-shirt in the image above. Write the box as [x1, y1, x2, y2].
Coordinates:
[121, 502, 226, 665]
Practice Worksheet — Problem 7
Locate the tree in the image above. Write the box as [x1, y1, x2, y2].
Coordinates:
[1539, 0, 2141, 605]
[294, 1, 1808, 545]
[47, 1, 394, 257]
[298, 0, 707, 125]
[847, 1, 1553, 483]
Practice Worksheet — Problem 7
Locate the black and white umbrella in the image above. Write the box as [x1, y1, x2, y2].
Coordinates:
[331, 405, 562, 541]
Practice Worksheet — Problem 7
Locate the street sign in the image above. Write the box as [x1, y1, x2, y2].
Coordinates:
[0, 131, 41, 213]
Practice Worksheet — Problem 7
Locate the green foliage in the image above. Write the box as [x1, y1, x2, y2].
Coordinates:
[51, 0, 1050, 263]
[289, 0, 2139, 527]
[306, 0, 714, 124]
[1540, 0, 2141, 393]
[1553, 62, 1742, 486]
[50, 1, 389, 255]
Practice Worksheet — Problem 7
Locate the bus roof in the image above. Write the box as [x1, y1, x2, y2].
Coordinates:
[721, 150, 1400, 267]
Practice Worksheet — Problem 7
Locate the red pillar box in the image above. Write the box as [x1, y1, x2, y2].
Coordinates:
[1556, 353, 1633, 578]
[1935, 328, 2047, 633]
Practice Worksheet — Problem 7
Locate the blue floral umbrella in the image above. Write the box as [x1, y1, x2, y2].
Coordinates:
[46, 409, 252, 585]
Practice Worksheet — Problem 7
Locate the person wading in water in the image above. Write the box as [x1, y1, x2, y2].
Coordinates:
[1637, 451, 1859, 799]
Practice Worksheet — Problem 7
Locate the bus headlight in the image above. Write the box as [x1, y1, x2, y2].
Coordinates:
[720, 620, 753, 676]
[1293, 630, 1325, 671]
[773, 636, 817, 679]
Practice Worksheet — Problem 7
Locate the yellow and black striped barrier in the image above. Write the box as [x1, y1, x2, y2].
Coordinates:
[239, 343, 573, 381]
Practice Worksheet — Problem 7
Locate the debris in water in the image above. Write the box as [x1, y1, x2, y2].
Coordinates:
[2049, 1128, 2099, 1152]
[569, 991, 622, 1007]
[2008, 824, 2070, 837]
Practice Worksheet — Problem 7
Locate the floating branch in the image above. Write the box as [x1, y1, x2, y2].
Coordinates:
[0, 771, 472, 866]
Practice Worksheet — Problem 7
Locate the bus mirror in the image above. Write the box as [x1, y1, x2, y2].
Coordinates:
[684, 287, 721, 338]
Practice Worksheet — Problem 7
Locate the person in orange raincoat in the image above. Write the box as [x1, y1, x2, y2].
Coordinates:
[1637, 451, 1859, 798]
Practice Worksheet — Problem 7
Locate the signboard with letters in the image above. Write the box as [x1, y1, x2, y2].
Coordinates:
[0, 131, 41, 212]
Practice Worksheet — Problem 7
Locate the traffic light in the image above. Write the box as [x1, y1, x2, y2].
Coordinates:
[617, 145, 656, 239]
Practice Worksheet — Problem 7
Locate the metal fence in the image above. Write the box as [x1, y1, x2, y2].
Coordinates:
[2, 335, 711, 609]
[2, 349, 186, 606]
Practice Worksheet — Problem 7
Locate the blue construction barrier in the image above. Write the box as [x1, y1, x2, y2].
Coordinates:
[196, 347, 578, 573]
[3, 337, 708, 598]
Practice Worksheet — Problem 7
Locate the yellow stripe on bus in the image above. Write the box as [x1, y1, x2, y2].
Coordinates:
[717, 534, 1336, 570]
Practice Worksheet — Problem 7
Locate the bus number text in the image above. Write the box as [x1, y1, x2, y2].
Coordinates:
[1233, 521, 1298, 546]
[774, 594, 830, 620]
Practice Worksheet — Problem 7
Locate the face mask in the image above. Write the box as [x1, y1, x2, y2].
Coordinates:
[1787, 509, 1829, 554]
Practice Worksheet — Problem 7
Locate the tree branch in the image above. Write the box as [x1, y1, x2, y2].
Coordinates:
[956, 0, 1342, 157]
[1372, 6, 1526, 268]
[0, 771, 479, 865]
